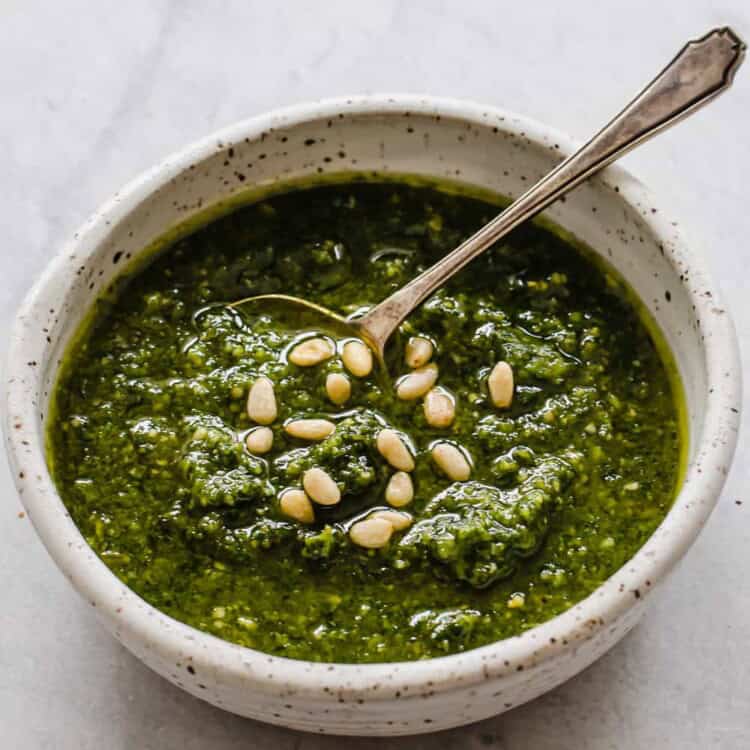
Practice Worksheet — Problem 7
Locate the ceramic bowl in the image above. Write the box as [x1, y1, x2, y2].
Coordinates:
[4, 96, 741, 736]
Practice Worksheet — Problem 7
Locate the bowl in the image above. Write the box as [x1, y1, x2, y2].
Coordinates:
[4, 96, 741, 736]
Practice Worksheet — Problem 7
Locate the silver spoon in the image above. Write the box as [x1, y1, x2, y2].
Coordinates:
[234, 27, 744, 366]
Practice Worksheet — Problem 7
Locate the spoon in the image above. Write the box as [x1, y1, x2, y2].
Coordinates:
[234, 27, 744, 366]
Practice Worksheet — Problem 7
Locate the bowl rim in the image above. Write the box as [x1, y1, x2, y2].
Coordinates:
[4, 94, 742, 700]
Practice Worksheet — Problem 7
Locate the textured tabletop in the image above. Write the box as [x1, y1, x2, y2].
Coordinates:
[1, 1, 748, 747]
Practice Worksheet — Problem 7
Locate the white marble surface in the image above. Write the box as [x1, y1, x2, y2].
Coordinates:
[1, 1, 748, 747]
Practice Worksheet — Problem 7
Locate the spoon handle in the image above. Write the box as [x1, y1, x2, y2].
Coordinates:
[357, 27, 745, 354]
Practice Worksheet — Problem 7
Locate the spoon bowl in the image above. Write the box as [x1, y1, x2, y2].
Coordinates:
[230, 293, 351, 335]
[230, 293, 389, 371]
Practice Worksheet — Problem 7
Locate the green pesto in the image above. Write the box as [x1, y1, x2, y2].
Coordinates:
[48, 179, 682, 663]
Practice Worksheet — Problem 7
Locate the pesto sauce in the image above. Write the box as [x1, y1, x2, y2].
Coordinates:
[48, 180, 682, 663]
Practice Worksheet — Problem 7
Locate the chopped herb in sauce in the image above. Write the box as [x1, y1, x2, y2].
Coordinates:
[48, 180, 682, 663]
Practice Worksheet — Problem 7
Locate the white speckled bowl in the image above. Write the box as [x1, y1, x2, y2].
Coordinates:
[4, 96, 741, 736]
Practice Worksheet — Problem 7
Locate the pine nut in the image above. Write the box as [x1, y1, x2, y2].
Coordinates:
[431, 441, 472, 481]
[376, 428, 415, 472]
[405, 336, 433, 368]
[325, 372, 351, 405]
[396, 363, 438, 400]
[285, 419, 336, 441]
[279, 489, 315, 524]
[303, 467, 341, 505]
[385, 471, 414, 507]
[247, 376, 277, 424]
[371, 509, 413, 531]
[488, 361, 514, 408]
[423, 387, 455, 428]
[245, 426, 273, 455]
[341, 340, 373, 377]
[289, 337, 335, 367]
[349, 517, 393, 549]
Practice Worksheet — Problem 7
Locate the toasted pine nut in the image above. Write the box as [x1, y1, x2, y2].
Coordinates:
[289, 337, 335, 367]
[376, 428, 415, 472]
[303, 467, 341, 505]
[423, 387, 455, 428]
[285, 419, 336, 441]
[341, 340, 373, 378]
[431, 441, 472, 481]
[385, 471, 414, 507]
[326, 372, 351, 405]
[279, 489, 315, 524]
[247, 376, 277, 424]
[405, 336, 433, 368]
[488, 361, 514, 408]
[349, 517, 393, 549]
[245, 426, 273, 455]
[396, 363, 439, 400]
[372, 509, 413, 531]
